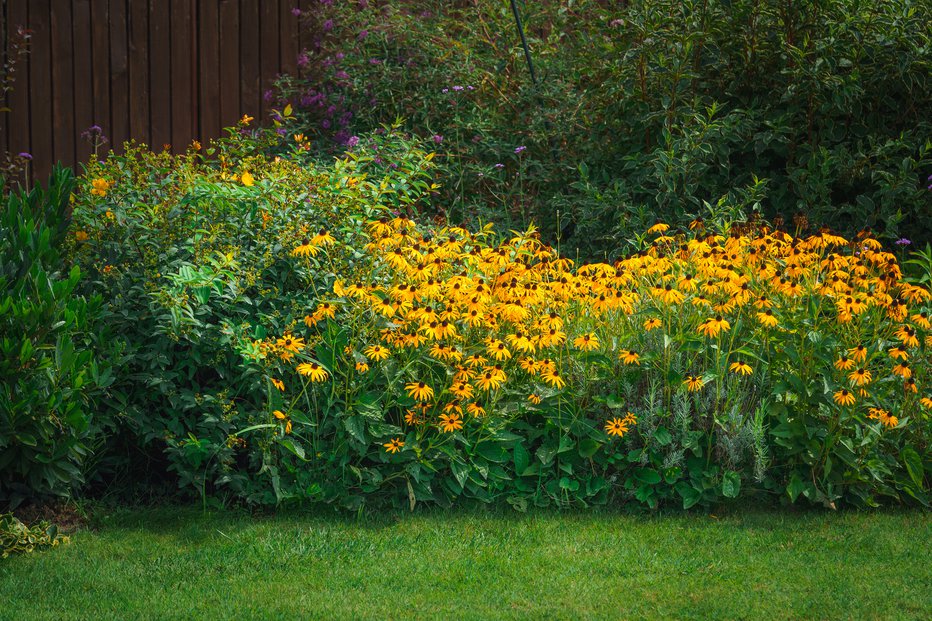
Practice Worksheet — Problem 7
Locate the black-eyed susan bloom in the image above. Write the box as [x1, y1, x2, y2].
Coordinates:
[834, 356, 854, 371]
[643, 317, 662, 331]
[757, 309, 778, 327]
[849, 368, 872, 386]
[849, 345, 868, 363]
[619, 349, 640, 365]
[697, 315, 730, 338]
[684, 375, 705, 392]
[406, 381, 434, 402]
[729, 360, 753, 376]
[528, 394, 542, 405]
[573, 333, 600, 351]
[364, 344, 390, 361]
[541, 368, 566, 389]
[296, 362, 329, 382]
[383, 438, 405, 454]
[439, 412, 463, 433]
[833, 389, 856, 406]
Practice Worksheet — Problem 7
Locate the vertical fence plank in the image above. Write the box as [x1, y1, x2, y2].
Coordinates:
[280, 0, 299, 79]
[198, 0, 219, 144]
[109, 0, 129, 153]
[27, 0, 53, 180]
[170, 0, 193, 152]
[149, 0, 170, 150]
[259, 0, 279, 121]
[218, 0, 238, 129]
[6, 0, 30, 161]
[50, 0, 74, 172]
[1, 0, 8, 157]
[90, 0, 110, 156]
[240, 0, 260, 121]
[128, 0, 149, 147]
[72, 0, 93, 166]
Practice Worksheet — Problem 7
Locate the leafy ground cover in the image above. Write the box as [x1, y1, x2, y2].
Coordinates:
[1, 506, 929, 619]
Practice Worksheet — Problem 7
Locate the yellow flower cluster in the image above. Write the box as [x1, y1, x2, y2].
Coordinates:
[286, 216, 932, 444]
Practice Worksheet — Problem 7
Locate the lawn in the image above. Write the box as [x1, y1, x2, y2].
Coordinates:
[1, 507, 930, 620]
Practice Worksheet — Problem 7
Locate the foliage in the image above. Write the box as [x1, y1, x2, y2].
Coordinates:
[68, 121, 438, 504]
[0, 168, 108, 507]
[0, 512, 69, 558]
[66, 128, 932, 510]
[278, 0, 932, 260]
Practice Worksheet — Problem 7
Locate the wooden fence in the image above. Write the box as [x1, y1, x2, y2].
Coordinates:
[0, 0, 311, 181]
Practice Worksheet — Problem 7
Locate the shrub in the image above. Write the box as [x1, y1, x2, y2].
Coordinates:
[279, 0, 932, 260]
[0, 512, 69, 558]
[69, 122, 438, 504]
[64, 122, 931, 511]
[0, 168, 109, 507]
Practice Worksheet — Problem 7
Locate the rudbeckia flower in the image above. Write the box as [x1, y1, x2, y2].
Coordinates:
[406, 381, 434, 402]
[383, 438, 405, 453]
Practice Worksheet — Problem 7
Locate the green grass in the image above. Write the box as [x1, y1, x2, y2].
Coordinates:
[1, 506, 930, 620]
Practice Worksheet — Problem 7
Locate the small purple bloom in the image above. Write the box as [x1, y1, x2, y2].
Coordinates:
[335, 52, 345, 60]
[17, 152, 32, 161]
[291, 7, 302, 16]
[432, 134, 443, 144]
[494, 163, 504, 169]
[514, 146, 527, 154]
[321, 119, 331, 129]
[297, 53, 310, 68]
[369, 58, 381, 65]
[358, 30, 368, 40]
[896, 238, 912, 246]
[323, 19, 334, 31]
[441, 88, 449, 94]
[452, 85, 464, 91]
[347, 135, 360, 147]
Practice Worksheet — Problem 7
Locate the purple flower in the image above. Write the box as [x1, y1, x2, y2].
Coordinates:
[347, 135, 360, 147]
[323, 19, 334, 31]
[896, 238, 912, 246]
[441, 88, 449, 94]
[17, 152, 32, 160]
[321, 119, 331, 129]
[514, 146, 527, 154]
[335, 52, 345, 60]
[369, 58, 381, 65]
[291, 7, 302, 16]
[334, 70, 349, 80]
[297, 53, 310, 68]
[452, 85, 464, 91]
[432, 134, 443, 144]
[358, 30, 368, 40]
[494, 163, 504, 169]
[264, 89, 274, 102]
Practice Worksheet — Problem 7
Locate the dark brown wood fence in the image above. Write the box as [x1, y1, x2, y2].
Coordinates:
[0, 0, 311, 181]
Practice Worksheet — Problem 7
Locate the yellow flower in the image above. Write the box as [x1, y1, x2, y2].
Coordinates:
[834, 356, 854, 371]
[406, 381, 434, 402]
[296, 362, 329, 382]
[697, 315, 730, 338]
[277, 334, 305, 353]
[605, 413, 636, 438]
[292, 238, 320, 258]
[271, 378, 285, 391]
[848, 368, 872, 387]
[273, 410, 287, 420]
[466, 402, 486, 417]
[756, 309, 778, 328]
[240, 171, 255, 186]
[476, 371, 505, 392]
[90, 178, 110, 196]
[619, 349, 640, 365]
[240, 114, 254, 125]
[439, 412, 463, 433]
[364, 344, 390, 361]
[541, 368, 566, 389]
[573, 333, 600, 351]
[848, 345, 867, 363]
[383, 438, 405, 454]
[75, 230, 89, 242]
[355, 362, 370, 374]
[643, 318, 662, 331]
[729, 360, 753, 376]
[528, 394, 542, 405]
[684, 375, 705, 392]
[486, 339, 512, 361]
[919, 397, 932, 409]
[892, 362, 911, 379]
[646, 222, 669, 235]
[833, 389, 855, 406]
[888, 346, 908, 361]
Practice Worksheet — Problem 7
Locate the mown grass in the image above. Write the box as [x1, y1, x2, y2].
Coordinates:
[1, 506, 930, 620]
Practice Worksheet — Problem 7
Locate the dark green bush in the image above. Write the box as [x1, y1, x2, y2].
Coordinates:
[0, 168, 109, 507]
[280, 0, 932, 259]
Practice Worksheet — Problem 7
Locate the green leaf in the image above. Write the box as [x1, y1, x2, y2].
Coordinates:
[343, 415, 367, 444]
[722, 470, 741, 498]
[902, 447, 925, 490]
[513, 442, 530, 475]
[634, 467, 661, 484]
[578, 438, 600, 458]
